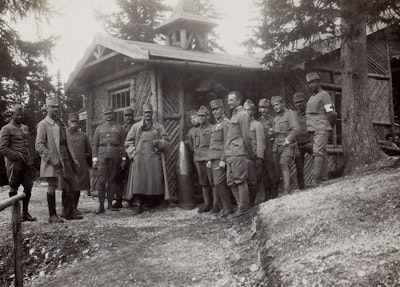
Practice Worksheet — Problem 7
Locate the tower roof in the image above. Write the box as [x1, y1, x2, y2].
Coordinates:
[155, 0, 217, 34]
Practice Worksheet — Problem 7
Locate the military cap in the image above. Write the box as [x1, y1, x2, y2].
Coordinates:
[189, 110, 198, 117]
[210, 99, 224, 109]
[243, 99, 255, 109]
[123, 108, 134, 115]
[11, 104, 23, 113]
[258, 98, 271, 107]
[306, 72, 320, 83]
[271, 96, 283, 103]
[197, 105, 209, 116]
[102, 106, 113, 114]
[46, 97, 59, 106]
[68, 113, 79, 121]
[293, 93, 306, 103]
[143, 103, 153, 112]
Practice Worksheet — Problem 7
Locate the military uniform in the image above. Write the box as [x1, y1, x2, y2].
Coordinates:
[305, 72, 335, 184]
[92, 107, 125, 212]
[190, 106, 213, 213]
[67, 113, 92, 215]
[293, 93, 313, 189]
[225, 103, 255, 214]
[0, 106, 36, 221]
[207, 99, 233, 216]
[271, 96, 299, 194]
[258, 98, 277, 200]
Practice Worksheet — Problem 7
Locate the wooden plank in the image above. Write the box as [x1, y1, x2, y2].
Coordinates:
[150, 67, 158, 120]
[92, 65, 147, 87]
[178, 77, 185, 142]
[12, 200, 23, 287]
[0, 193, 25, 212]
[157, 69, 164, 124]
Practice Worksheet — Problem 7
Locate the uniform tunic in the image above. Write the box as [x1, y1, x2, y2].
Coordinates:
[207, 117, 229, 186]
[68, 128, 91, 190]
[191, 122, 212, 187]
[248, 118, 266, 186]
[125, 120, 169, 197]
[225, 106, 254, 186]
[0, 122, 33, 188]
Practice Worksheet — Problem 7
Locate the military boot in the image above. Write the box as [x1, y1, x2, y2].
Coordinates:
[132, 196, 143, 215]
[281, 168, 291, 195]
[309, 155, 324, 187]
[249, 185, 257, 206]
[95, 202, 105, 214]
[47, 193, 63, 223]
[198, 187, 212, 213]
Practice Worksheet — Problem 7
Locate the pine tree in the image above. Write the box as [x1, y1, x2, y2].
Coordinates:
[95, 0, 169, 43]
[254, 0, 400, 173]
[0, 0, 54, 129]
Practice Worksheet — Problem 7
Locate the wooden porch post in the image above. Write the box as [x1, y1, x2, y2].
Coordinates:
[178, 76, 185, 141]
[157, 69, 164, 124]
[150, 67, 158, 121]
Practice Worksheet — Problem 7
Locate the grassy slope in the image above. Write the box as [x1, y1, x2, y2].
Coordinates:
[257, 162, 400, 286]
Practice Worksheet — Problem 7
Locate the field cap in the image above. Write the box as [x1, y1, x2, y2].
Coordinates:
[102, 106, 113, 114]
[293, 93, 306, 103]
[197, 105, 208, 116]
[210, 99, 224, 109]
[68, 113, 79, 121]
[124, 108, 134, 115]
[258, 98, 270, 107]
[143, 103, 153, 112]
[243, 99, 255, 109]
[271, 96, 283, 104]
[306, 72, 320, 83]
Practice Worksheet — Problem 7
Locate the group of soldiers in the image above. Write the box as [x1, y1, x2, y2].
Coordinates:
[187, 72, 336, 217]
[0, 71, 336, 222]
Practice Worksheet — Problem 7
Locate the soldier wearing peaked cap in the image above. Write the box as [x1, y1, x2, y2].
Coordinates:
[244, 99, 266, 206]
[225, 91, 256, 217]
[64, 113, 92, 217]
[36, 97, 81, 223]
[125, 103, 170, 215]
[305, 72, 337, 186]
[119, 107, 135, 208]
[190, 105, 214, 213]
[258, 98, 277, 200]
[0, 104, 36, 222]
[293, 93, 313, 190]
[92, 106, 126, 214]
[206, 99, 233, 217]
[271, 96, 299, 195]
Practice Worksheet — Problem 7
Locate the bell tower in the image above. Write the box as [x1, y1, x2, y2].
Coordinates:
[155, 0, 217, 51]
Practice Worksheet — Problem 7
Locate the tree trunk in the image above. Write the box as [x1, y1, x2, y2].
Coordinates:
[340, 2, 387, 174]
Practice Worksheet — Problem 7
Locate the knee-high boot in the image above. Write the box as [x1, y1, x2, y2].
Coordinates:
[47, 191, 63, 223]
[198, 187, 212, 213]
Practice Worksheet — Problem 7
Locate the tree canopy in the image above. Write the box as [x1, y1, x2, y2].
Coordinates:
[0, 0, 55, 130]
[255, 0, 400, 69]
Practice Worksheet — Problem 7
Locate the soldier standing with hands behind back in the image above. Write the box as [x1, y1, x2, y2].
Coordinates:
[92, 106, 126, 214]
[0, 104, 36, 221]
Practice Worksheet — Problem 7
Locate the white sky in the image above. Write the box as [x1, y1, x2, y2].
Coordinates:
[16, 0, 259, 84]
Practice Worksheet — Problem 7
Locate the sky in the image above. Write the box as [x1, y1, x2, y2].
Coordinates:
[17, 0, 259, 84]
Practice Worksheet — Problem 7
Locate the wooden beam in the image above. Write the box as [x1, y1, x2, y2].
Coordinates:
[178, 77, 185, 141]
[157, 69, 164, 124]
[180, 29, 187, 49]
[314, 67, 390, 80]
[84, 51, 118, 70]
[92, 65, 146, 87]
[184, 31, 195, 50]
[150, 67, 158, 121]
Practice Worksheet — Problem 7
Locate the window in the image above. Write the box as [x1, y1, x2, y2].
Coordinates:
[109, 88, 130, 124]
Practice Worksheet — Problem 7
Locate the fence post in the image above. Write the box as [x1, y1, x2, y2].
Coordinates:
[12, 200, 23, 287]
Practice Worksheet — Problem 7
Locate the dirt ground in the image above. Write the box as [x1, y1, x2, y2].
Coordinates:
[257, 158, 400, 286]
[0, 183, 263, 287]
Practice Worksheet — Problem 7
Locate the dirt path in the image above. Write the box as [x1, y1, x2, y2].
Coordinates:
[0, 184, 263, 287]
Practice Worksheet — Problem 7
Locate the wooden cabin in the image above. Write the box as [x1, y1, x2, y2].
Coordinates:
[65, 0, 398, 193]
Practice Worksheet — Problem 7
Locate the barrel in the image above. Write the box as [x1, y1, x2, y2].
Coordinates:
[176, 141, 196, 209]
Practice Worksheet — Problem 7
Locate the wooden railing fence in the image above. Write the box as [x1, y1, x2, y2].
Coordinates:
[0, 193, 26, 287]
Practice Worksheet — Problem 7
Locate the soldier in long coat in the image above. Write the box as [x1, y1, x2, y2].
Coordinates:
[0, 104, 36, 221]
[66, 113, 91, 215]
[36, 97, 80, 223]
[125, 103, 169, 215]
